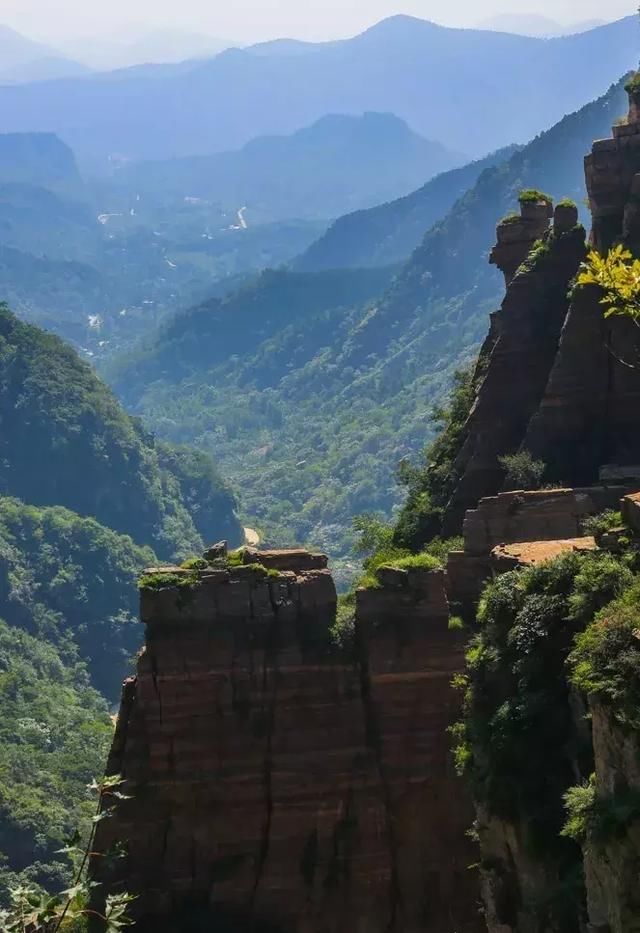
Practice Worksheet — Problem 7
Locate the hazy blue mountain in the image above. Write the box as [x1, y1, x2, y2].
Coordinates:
[476, 14, 607, 37]
[0, 25, 87, 83]
[110, 112, 464, 223]
[0, 131, 325, 352]
[0, 132, 82, 192]
[295, 144, 519, 272]
[60, 28, 237, 71]
[0, 16, 635, 166]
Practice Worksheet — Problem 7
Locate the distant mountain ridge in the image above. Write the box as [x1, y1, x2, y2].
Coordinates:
[0, 16, 635, 166]
[111, 112, 464, 223]
[295, 143, 519, 271]
[0, 24, 88, 83]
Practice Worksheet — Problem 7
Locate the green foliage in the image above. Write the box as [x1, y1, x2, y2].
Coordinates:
[459, 547, 640, 926]
[0, 619, 112, 901]
[0, 774, 135, 930]
[500, 212, 521, 224]
[330, 594, 356, 651]
[563, 775, 640, 847]
[394, 367, 477, 550]
[557, 197, 578, 208]
[499, 450, 546, 490]
[0, 303, 240, 560]
[576, 246, 640, 323]
[570, 581, 640, 728]
[103, 82, 627, 581]
[0, 498, 153, 699]
[581, 510, 623, 539]
[138, 571, 191, 591]
[624, 71, 640, 95]
[518, 188, 552, 204]
[460, 554, 608, 844]
[180, 557, 208, 571]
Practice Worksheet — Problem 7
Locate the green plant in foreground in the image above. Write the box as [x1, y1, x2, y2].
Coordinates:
[577, 245, 640, 323]
[0, 776, 134, 932]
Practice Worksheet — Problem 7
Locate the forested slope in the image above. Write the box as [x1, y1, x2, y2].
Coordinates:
[106, 82, 627, 581]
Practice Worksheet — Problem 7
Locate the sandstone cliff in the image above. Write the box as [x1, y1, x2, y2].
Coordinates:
[440, 87, 640, 536]
[91, 549, 481, 932]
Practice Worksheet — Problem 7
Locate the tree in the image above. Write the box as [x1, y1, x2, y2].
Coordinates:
[577, 246, 640, 323]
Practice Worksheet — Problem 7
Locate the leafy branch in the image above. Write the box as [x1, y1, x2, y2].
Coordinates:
[0, 776, 134, 933]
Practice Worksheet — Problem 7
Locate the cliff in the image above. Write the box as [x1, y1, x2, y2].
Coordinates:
[91, 547, 481, 932]
[439, 84, 640, 537]
[441, 81, 640, 933]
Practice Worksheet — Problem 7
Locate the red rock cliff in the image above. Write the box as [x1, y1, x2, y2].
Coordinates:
[91, 550, 481, 932]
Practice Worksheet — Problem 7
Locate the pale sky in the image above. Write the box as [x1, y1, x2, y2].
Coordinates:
[1, 0, 637, 43]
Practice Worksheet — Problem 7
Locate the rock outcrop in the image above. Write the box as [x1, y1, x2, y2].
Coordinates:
[442, 201, 586, 533]
[441, 86, 640, 537]
[91, 551, 481, 932]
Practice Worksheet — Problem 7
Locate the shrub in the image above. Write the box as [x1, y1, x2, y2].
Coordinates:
[139, 571, 191, 590]
[557, 197, 577, 209]
[570, 583, 640, 728]
[330, 593, 356, 651]
[581, 510, 623, 540]
[624, 71, 640, 95]
[500, 212, 521, 224]
[499, 450, 546, 490]
[567, 553, 633, 624]
[181, 557, 208, 570]
[518, 188, 552, 204]
[563, 775, 640, 846]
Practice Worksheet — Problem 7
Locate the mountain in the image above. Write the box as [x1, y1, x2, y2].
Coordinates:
[0, 17, 635, 166]
[0, 24, 87, 83]
[0, 303, 241, 558]
[295, 144, 519, 272]
[106, 80, 628, 583]
[110, 112, 464, 224]
[476, 13, 607, 37]
[60, 28, 236, 71]
[0, 132, 82, 192]
[0, 131, 326, 353]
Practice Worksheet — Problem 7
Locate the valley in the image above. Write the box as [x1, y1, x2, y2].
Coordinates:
[0, 7, 640, 932]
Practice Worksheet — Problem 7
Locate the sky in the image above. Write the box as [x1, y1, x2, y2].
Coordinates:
[1, 0, 637, 44]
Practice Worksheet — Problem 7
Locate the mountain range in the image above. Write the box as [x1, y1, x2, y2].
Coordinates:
[0, 24, 88, 84]
[106, 112, 463, 224]
[106, 79, 628, 583]
[0, 16, 635, 167]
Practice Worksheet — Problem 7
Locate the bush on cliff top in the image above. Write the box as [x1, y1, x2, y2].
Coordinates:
[499, 449, 546, 490]
[624, 71, 640, 95]
[518, 187, 552, 204]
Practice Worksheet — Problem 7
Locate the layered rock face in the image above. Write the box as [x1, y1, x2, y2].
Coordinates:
[583, 705, 640, 933]
[441, 88, 640, 537]
[522, 93, 640, 485]
[446, 486, 623, 610]
[92, 551, 481, 932]
[442, 200, 586, 533]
